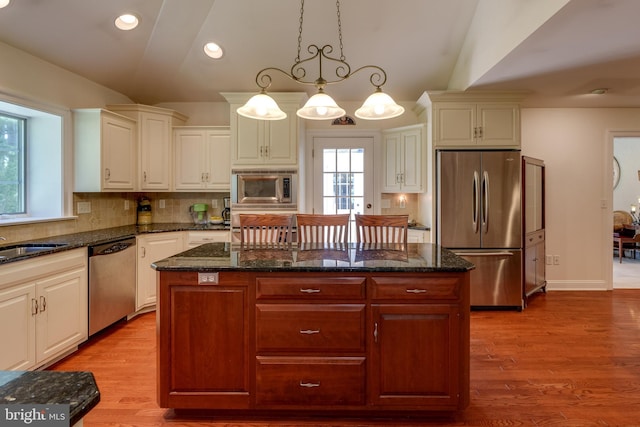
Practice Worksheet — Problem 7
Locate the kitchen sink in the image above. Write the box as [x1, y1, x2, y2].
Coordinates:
[0, 243, 69, 259]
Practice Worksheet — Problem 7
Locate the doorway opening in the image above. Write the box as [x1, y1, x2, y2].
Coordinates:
[311, 135, 374, 242]
[612, 136, 640, 289]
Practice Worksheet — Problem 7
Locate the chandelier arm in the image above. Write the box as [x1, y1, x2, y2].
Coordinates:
[348, 64, 388, 88]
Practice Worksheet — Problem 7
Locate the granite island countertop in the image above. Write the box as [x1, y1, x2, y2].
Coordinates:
[0, 371, 99, 426]
[152, 242, 474, 273]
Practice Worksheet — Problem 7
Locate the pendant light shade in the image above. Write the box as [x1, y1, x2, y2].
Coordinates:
[296, 90, 346, 120]
[355, 88, 405, 120]
[237, 92, 287, 120]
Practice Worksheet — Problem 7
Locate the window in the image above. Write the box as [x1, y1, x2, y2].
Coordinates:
[0, 95, 68, 223]
[0, 113, 26, 215]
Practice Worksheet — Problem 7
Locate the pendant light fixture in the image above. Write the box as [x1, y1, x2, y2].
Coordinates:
[237, 0, 404, 121]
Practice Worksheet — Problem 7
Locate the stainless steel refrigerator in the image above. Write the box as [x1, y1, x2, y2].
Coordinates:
[436, 150, 523, 309]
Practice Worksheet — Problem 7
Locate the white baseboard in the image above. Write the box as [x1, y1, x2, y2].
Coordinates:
[545, 280, 608, 291]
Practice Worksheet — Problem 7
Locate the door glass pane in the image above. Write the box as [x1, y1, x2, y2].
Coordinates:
[321, 148, 366, 240]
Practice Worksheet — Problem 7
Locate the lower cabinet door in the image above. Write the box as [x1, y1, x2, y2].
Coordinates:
[255, 356, 365, 407]
[370, 304, 461, 409]
[160, 281, 250, 409]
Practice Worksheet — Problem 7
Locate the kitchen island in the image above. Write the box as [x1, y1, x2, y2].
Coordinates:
[153, 242, 474, 417]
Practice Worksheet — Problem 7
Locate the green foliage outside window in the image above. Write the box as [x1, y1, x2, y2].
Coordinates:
[0, 114, 25, 215]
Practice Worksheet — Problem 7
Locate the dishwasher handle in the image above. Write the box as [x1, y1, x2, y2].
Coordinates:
[91, 240, 135, 256]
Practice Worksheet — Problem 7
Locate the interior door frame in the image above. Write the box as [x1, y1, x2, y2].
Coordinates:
[608, 130, 640, 290]
[303, 129, 381, 215]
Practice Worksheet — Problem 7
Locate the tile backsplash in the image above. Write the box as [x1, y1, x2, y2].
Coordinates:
[0, 191, 420, 244]
[380, 193, 419, 222]
[0, 192, 229, 244]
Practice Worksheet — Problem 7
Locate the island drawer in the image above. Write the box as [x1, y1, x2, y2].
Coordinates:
[370, 275, 461, 300]
[256, 276, 366, 299]
[256, 304, 365, 352]
[255, 356, 365, 406]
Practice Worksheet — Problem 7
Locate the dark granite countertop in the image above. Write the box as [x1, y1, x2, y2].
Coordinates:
[0, 223, 229, 265]
[0, 371, 99, 426]
[152, 242, 474, 273]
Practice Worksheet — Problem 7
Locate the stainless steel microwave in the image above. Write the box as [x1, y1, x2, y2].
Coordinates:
[231, 169, 297, 208]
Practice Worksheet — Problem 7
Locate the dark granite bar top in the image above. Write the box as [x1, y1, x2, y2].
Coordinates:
[0, 371, 99, 426]
[152, 242, 474, 273]
[0, 223, 229, 265]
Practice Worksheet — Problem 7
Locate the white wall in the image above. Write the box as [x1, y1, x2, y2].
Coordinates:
[521, 108, 640, 291]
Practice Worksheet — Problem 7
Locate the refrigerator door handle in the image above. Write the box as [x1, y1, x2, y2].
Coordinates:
[482, 170, 489, 234]
[473, 171, 480, 233]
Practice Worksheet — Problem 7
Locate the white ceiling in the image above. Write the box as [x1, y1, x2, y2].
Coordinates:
[0, 0, 639, 108]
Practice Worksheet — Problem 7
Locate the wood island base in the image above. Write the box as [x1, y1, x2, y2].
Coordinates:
[157, 268, 470, 416]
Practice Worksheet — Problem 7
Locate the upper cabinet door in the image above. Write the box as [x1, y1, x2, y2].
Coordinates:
[139, 112, 172, 190]
[382, 124, 425, 193]
[476, 103, 520, 147]
[173, 127, 231, 191]
[100, 113, 137, 190]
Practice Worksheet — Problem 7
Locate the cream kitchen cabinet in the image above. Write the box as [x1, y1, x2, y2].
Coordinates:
[424, 92, 522, 149]
[74, 109, 137, 191]
[407, 229, 430, 243]
[0, 248, 88, 371]
[184, 230, 230, 248]
[173, 127, 231, 191]
[382, 124, 425, 192]
[222, 92, 306, 167]
[136, 232, 184, 311]
[107, 104, 187, 191]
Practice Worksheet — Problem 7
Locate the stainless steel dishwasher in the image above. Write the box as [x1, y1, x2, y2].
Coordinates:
[88, 238, 136, 336]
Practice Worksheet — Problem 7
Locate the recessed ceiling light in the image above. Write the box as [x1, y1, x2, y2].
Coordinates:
[204, 42, 224, 59]
[0, 0, 10, 8]
[590, 88, 608, 95]
[115, 14, 139, 31]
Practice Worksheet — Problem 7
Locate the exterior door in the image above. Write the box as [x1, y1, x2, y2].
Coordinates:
[312, 136, 374, 242]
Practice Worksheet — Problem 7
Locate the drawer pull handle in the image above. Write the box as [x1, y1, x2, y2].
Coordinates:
[300, 329, 320, 335]
[406, 289, 427, 294]
[300, 288, 321, 294]
[299, 381, 320, 388]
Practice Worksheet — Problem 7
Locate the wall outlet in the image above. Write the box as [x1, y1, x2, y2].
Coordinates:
[553, 255, 560, 265]
[546, 255, 553, 265]
[124, 200, 130, 210]
[77, 201, 91, 214]
[159, 199, 166, 209]
[381, 199, 391, 209]
[211, 199, 218, 208]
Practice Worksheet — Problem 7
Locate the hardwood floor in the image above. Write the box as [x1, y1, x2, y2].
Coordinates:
[50, 290, 640, 426]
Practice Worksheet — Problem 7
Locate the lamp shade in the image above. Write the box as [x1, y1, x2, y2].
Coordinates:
[296, 91, 346, 120]
[355, 88, 404, 120]
[237, 93, 287, 120]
